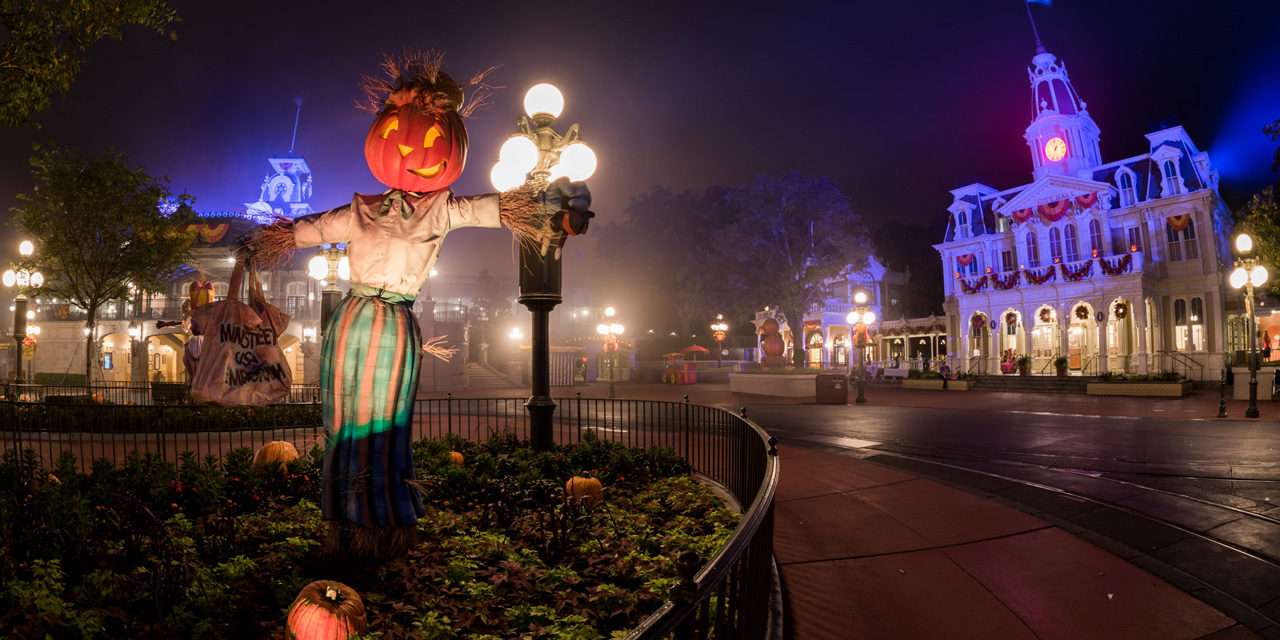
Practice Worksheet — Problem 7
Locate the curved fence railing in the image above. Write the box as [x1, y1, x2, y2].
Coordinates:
[0, 393, 779, 639]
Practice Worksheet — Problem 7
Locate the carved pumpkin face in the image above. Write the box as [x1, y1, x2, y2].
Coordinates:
[363, 104, 467, 192]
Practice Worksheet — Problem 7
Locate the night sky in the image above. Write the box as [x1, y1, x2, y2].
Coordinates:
[1, 0, 1277, 316]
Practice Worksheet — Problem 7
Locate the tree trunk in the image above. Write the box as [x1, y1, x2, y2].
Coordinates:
[84, 307, 97, 386]
[781, 305, 805, 369]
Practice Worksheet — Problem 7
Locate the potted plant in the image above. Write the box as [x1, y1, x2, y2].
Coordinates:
[1053, 355, 1069, 377]
[1016, 355, 1031, 376]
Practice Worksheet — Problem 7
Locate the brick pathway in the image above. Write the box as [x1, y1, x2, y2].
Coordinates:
[774, 445, 1256, 639]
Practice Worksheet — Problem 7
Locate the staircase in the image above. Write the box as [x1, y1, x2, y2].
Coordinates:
[465, 362, 516, 390]
[969, 374, 1096, 394]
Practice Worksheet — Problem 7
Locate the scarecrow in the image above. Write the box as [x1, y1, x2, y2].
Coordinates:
[247, 52, 592, 558]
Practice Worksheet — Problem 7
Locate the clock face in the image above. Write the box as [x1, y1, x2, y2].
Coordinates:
[1044, 136, 1067, 162]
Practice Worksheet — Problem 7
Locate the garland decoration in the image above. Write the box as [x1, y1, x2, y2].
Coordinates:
[1039, 307, 1054, 324]
[960, 275, 988, 294]
[1075, 192, 1098, 208]
[1099, 253, 1133, 276]
[1060, 259, 1093, 282]
[1011, 208, 1033, 223]
[1114, 303, 1129, 320]
[1024, 266, 1057, 285]
[992, 270, 1020, 290]
[1038, 199, 1071, 223]
[1167, 214, 1192, 232]
[956, 253, 975, 267]
[1075, 305, 1090, 321]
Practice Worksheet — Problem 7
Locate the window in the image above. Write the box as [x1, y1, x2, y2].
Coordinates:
[1166, 222, 1183, 261]
[1049, 227, 1063, 263]
[1065, 224, 1080, 262]
[1089, 220, 1103, 257]
[1026, 232, 1040, 267]
[1175, 297, 1206, 351]
[1183, 218, 1199, 259]
[1162, 159, 1183, 195]
[1001, 249, 1014, 272]
[956, 210, 968, 237]
[1166, 217, 1198, 261]
[285, 281, 307, 317]
[1118, 171, 1137, 206]
[1127, 226, 1142, 252]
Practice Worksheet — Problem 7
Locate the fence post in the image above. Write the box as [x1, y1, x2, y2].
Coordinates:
[673, 550, 701, 640]
[575, 392, 582, 444]
[683, 395, 691, 462]
[446, 393, 452, 438]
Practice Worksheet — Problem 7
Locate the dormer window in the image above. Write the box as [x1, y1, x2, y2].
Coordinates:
[1117, 170, 1137, 207]
[1161, 159, 1183, 196]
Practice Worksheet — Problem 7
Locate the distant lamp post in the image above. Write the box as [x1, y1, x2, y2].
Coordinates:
[1230, 232, 1268, 419]
[847, 290, 876, 404]
[596, 321, 624, 399]
[3, 240, 43, 384]
[307, 244, 348, 341]
[710, 314, 729, 367]
[491, 82, 598, 451]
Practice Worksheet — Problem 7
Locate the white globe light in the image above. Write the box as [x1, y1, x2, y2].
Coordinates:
[1236, 233, 1254, 255]
[307, 255, 328, 281]
[611, 323, 624, 335]
[853, 291, 868, 304]
[862, 311, 877, 325]
[82, 327, 91, 336]
[18, 240, 34, 257]
[29, 325, 40, 336]
[1251, 265, 1269, 287]
[845, 311, 859, 324]
[489, 162, 526, 192]
[596, 323, 609, 336]
[29, 272, 44, 288]
[557, 143, 597, 182]
[25, 310, 34, 320]
[499, 136, 539, 174]
[508, 327, 524, 341]
[1230, 267, 1249, 289]
[604, 306, 616, 318]
[523, 83, 564, 119]
[337, 256, 351, 281]
[429, 267, 439, 278]
[2, 270, 14, 288]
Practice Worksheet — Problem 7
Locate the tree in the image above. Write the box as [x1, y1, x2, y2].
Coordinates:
[1235, 188, 1280, 296]
[1267, 118, 1280, 177]
[720, 173, 870, 367]
[11, 146, 195, 382]
[0, 0, 178, 126]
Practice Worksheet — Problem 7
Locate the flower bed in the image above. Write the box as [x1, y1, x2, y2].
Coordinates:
[1087, 372, 1191, 397]
[0, 434, 737, 639]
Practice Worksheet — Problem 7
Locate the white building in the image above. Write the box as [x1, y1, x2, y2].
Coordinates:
[934, 43, 1234, 380]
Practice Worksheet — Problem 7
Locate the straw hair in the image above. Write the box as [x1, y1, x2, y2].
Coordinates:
[422, 335, 459, 362]
[241, 217, 296, 269]
[498, 181, 555, 255]
[358, 50, 498, 118]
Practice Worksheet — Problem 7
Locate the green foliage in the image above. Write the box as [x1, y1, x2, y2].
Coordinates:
[1235, 188, 1280, 297]
[1097, 371, 1183, 383]
[0, 437, 729, 639]
[0, 0, 179, 126]
[1266, 118, 1280, 174]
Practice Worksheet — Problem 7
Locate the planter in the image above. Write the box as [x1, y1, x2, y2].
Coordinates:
[1232, 367, 1278, 401]
[729, 372, 818, 397]
[902, 379, 973, 391]
[1086, 380, 1193, 397]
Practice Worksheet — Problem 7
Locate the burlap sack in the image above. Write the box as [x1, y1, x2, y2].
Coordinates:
[190, 262, 292, 405]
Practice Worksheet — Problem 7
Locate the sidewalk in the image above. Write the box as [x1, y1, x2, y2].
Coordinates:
[774, 445, 1256, 639]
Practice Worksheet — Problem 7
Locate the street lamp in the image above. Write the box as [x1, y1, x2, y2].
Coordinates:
[1230, 232, 1268, 419]
[847, 292, 876, 404]
[307, 244, 348, 342]
[491, 82, 598, 451]
[3, 240, 43, 384]
[596, 321, 624, 398]
[710, 313, 729, 368]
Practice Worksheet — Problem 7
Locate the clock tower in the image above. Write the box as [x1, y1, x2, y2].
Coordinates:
[1023, 47, 1102, 180]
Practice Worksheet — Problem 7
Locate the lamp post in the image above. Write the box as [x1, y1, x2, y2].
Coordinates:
[710, 314, 729, 368]
[846, 290, 876, 404]
[307, 244, 348, 342]
[3, 240, 43, 384]
[491, 83, 598, 451]
[596, 320, 624, 399]
[1230, 233, 1268, 419]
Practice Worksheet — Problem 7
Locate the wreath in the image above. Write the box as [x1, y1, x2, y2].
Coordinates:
[1038, 199, 1070, 223]
[971, 315, 987, 331]
[992, 270, 1020, 290]
[960, 275, 988, 294]
[1005, 312, 1018, 327]
[1024, 266, 1056, 285]
[1060, 260, 1093, 282]
[1039, 307, 1053, 324]
[1167, 214, 1192, 232]
[1114, 303, 1129, 320]
[1075, 305, 1090, 321]
[1099, 253, 1132, 276]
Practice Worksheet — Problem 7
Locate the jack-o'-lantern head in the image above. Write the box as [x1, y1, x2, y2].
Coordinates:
[359, 51, 495, 193]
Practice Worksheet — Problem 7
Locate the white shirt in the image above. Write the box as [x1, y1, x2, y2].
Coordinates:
[294, 190, 500, 296]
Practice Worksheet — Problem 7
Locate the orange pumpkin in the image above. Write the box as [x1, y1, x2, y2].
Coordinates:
[363, 96, 468, 193]
[448, 451, 464, 467]
[286, 581, 366, 640]
[252, 441, 299, 475]
[565, 476, 604, 508]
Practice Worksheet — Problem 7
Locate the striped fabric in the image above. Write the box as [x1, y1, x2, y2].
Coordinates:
[320, 293, 425, 528]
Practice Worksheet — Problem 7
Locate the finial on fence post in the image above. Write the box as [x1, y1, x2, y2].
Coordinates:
[673, 550, 700, 603]
[683, 394, 689, 403]
[739, 407, 747, 418]
[768, 435, 778, 456]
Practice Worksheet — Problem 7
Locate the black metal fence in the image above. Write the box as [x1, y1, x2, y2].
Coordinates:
[2, 382, 321, 406]
[0, 394, 779, 640]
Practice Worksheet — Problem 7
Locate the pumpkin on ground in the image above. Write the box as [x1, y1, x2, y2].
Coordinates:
[252, 440, 299, 475]
[448, 451, 465, 467]
[565, 476, 604, 508]
[286, 581, 366, 640]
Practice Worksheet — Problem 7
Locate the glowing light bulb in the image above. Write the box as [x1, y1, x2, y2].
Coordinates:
[307, 255, 328, 281]
[1251, 265, 1269, 287]
[853, 291, 868, 304]
[337, 256, 350, 281]
[610, 323, 624, 335]
[18, 240, 34, 257]
[489, 162, 526, 192]
[596, 323, 609, 336]
[523, 83, 564, 119]
[604, 306, 616, 318]
[29, 272, 43, 288]
[508, 327, 524, 341]
[556, 143, 597, 182]
[845, 311, 858, 324]
[2, 270, 14, 288]
[1236, 233, 1254, 255]
[499, 136, 539, 173]
[862, 311, 877, 325]
[1230, 267, 1249, 289]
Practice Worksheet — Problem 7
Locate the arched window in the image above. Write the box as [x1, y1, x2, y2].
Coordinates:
[1065, 224, 1080, 262]
[1049, 227, 1063, 263]
[1174, 297, 1206, 351]
[1089, 219, 1103, 256]
[1117, 171, 1137, 206]
[1026, 232, 1040, 268]
[1183, 218, 1199, 259]
[1162, 159, 1183, 195]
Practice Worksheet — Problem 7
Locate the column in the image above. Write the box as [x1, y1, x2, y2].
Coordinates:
[1094, 299, 1109, 375]
[1021, 305, 1036, 370]
[1058, 303, 1071, 368]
